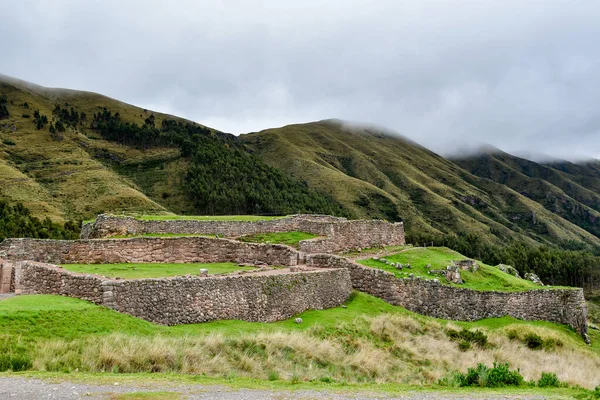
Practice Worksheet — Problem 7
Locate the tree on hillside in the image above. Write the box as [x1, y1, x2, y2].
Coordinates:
[0, 200, 80, 241]
[0, 94, 9, 120]
[32, 110, 48, 130]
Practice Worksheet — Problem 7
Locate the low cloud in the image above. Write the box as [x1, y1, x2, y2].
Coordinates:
[1, 0, 599, 159]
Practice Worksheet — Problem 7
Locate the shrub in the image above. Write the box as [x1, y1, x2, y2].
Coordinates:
[2, 138, 16, 146]
[22, 114, 30, 118]
[507, 329, 519, 341]
[267, 371, 279, 381]
[487, 362, 524, 387]
[458, 340, 471, 351]
[0, 354, 32, 372]
[538, 372, 561, 388]
[453, 363, 523, 388]
[446, 328, 488, 348]
[542, 338, 563, 350]
[524, 333, 544, 350]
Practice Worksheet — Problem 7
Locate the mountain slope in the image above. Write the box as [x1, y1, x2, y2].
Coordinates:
[241, 120, 600, 246]
[0, 75, 345, 221]
[4, 75, 600, 249]
[453, 149, 600, 239]
[0, 76, 176, 222]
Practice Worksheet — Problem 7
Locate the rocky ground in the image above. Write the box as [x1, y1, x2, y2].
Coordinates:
[0, 377, 566, 399]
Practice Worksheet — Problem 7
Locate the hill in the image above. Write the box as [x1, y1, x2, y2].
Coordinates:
[240, 120, 600, 247]
[4, 75, 600, 252]
[452, 148, 600, 240]
[0, 75, 345, 222]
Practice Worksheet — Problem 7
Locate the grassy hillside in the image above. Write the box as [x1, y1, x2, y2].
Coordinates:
[241, 120, 600, 247]
[0, 75, 345, 222]
[0, 293, 598, 389]
[5, 75, 600, 252]
[0, 76, 184, 222]
[358, 247, 551, 291]
[453, 149, 600, 240]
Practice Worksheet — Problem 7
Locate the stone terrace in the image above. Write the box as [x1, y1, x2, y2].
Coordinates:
[81, 214, 406, 254]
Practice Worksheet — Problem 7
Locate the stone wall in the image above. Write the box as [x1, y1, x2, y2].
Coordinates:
[80, 214, 405, 253]
[12, 261, 352, 325]
[0, 237, 300, 266]
[81, 214, 342, 239]
[307, 254, 589, 339]
[298, 220, 405, 253]
[14, 261, 104, 303]
[0, 258, 15, 294]
[104, 268, 351, 324]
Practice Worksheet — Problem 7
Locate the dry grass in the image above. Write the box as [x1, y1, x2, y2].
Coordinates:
[29, 314, 600, 389]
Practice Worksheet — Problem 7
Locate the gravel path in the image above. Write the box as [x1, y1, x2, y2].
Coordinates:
[0, 377, 559, 399]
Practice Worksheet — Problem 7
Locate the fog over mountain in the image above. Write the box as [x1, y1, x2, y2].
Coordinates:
[1, 0, 599, 159]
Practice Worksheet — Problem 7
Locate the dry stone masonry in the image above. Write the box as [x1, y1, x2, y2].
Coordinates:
[0, 258, 15, 294]
[81, 214, 406, 254]
[307, 254, 589, 340]
[0, 214, 589, 339]
[0, 237, 301, 266]
[11, 261, 352, 325]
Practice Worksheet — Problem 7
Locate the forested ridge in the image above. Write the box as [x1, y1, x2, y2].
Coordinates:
[0, 200, 79, 241]
[87, 108, 347, 216]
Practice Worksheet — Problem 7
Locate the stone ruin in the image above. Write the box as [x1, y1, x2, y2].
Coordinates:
[81, 214, 406, 254]
[0, 214, 589, 341]
[0, 257, 15, 294]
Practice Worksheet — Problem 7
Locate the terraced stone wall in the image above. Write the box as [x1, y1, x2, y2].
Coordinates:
[81, 214, 405, 253]
[12, 261, 352, 325]
[308, 254, 589, 340]
[0, 237, 300, 266]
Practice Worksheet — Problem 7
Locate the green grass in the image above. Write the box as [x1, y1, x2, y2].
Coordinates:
[358, 247, 553, 292]
[1, 293, 598, 388]
[84, 215, 287, 224]
[1, 291, 593, 344]
[137, 215, 285, 221]
[0, 292, 404, 344]
[110, 233, 216, 238]
[237, 231, 320, 248]
[59, 262, 255, 279]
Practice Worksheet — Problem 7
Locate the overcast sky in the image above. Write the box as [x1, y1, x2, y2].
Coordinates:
[1, 0, 599, 159]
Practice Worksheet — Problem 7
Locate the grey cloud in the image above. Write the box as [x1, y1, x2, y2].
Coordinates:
[1, 0, 599, 159]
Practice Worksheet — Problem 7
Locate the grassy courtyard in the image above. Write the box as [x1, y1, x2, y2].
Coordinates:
[59, 262, 255, 279]
[237, 231, 320, 248]
[85, 215, 286, 224]
[358, 247, 557, 292]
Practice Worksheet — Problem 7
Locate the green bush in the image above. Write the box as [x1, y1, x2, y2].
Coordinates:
[446, 328, 488, 348]
[0, 354, 32, 372]
[458, 340, 471, 351]
[542, 338, 563, 350]
[452, 363, 524, 388]
[486, 363, 524, 387]
[524, 333, 544, 350]
[538, 372, 561, 388]
[507, 329, 519, 341]
[2, 138, 16, 146]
